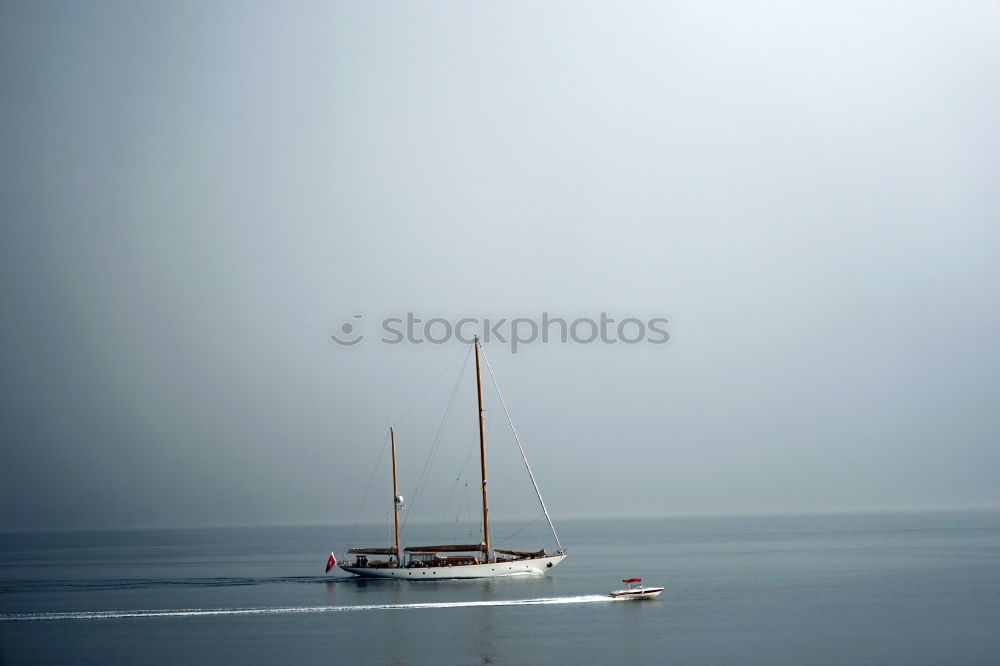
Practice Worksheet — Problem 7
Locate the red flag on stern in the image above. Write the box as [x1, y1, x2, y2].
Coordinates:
[325, 552, 337, 572]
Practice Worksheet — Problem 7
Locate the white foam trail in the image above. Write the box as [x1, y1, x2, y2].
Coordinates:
[1, 595, 612, 622]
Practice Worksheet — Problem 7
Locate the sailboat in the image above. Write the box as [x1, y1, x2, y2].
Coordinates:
[336, 337, 567, 579]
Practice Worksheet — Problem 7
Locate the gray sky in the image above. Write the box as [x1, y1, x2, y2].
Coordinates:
[1, 1, 998, 531]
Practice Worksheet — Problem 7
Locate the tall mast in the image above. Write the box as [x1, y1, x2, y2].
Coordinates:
[389, 426, 402, 567]
[474, 337, 493, 563]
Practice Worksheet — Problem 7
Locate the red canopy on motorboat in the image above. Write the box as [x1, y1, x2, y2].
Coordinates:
[623, 578, 641, 583]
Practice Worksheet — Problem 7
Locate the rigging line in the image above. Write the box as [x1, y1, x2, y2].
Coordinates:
[479, 346, 565, 554]
[347, 430, 391, 548]
[430, 424, 480, 525]
[403, 349, 469, 528]
[453, 483, 468, 525]
[429, 431, 466, 525]
[401, 347, 472, 530]
[465, 483, 477, 539]
[496, 514, 545, 543]
[392, 345, 469, 428]
[531, 516, 546, 550]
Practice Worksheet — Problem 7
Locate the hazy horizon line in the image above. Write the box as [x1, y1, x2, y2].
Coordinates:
[4, 504, 999, 535]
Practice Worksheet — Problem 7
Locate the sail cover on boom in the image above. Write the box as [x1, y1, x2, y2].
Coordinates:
[404, 544, 485, 553]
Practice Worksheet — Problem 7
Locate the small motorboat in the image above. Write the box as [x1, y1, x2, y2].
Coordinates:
[609, 577, 663, 599]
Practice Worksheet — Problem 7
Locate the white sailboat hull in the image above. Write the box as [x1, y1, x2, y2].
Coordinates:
[340, 554, 567, 580]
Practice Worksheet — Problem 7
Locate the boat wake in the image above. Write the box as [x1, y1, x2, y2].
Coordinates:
[1, 595, 612, 622]
[0, 576, 347, 593]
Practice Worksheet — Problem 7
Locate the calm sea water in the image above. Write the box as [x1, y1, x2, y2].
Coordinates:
[2, 512, 999, 665]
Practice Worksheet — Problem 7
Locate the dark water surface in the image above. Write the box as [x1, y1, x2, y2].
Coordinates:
[2, 512, 999, 664]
